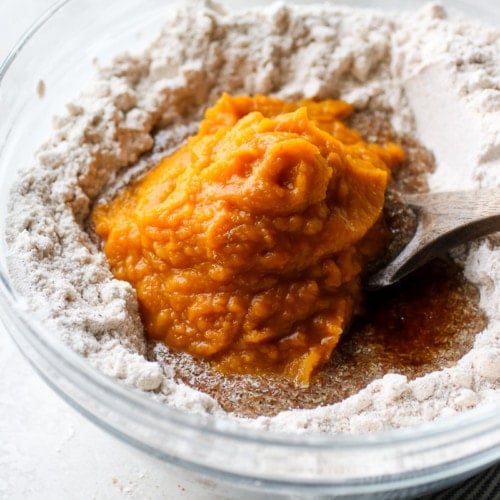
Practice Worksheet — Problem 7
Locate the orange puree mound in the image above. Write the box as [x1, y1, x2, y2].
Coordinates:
[92, 94, 404, 385]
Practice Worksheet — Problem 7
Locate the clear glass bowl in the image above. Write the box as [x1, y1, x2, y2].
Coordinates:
[0, 1, 499, 498]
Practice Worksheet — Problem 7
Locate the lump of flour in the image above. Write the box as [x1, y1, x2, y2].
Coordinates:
[6, 1, 500, 432]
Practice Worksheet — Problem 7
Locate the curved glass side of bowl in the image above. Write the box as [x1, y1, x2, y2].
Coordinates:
[0, 0, 498, 498]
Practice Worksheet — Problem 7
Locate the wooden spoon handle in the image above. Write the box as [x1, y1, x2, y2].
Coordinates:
[368, 186, 500, 288]
[405, 187, 500, 230]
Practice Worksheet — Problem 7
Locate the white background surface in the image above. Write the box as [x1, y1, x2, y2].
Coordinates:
[0, 2, 215, 499]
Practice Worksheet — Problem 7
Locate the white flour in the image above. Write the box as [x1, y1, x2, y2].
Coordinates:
[6, 1, 500, 433]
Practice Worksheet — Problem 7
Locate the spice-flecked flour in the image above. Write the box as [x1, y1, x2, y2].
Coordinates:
[6, 1, 500, 433]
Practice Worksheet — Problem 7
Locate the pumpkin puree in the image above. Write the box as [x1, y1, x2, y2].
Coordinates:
[92, 94, 404, 385]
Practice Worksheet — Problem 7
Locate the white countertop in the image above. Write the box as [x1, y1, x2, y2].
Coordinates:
[0, 2, 214, 499]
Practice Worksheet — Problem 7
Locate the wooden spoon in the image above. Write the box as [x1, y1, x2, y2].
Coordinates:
[367, 186, 500, 289]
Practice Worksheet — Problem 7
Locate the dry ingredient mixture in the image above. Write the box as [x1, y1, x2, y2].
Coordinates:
[6, 1, 500, 433]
